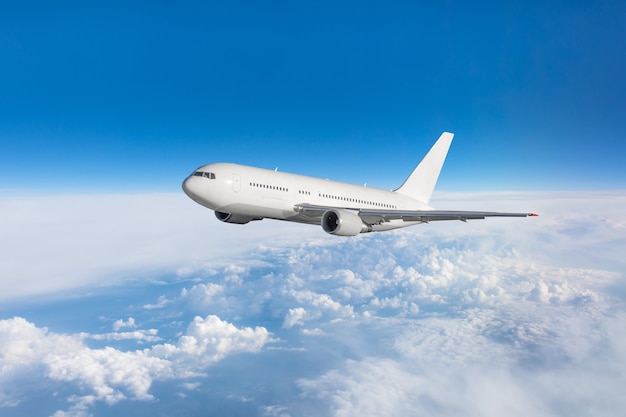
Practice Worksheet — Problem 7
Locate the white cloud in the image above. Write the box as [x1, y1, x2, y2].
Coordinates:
[0, 318, 82, 409]
[0, 314, 272, 415]
[111, 317, 136, 331]
[84, 329, 161, 343]
[283, 307, 307, 328]
[148, 315, 271, 370]
[0, 317, 82, 371]
[46, 347, 170, 403]
[298, 358, 436, 417]
[180, 282, 225, 308]
[261, 404, 292, 417]
[285, 289, 356, 325]
[180, 381, 201, 391]
[143, 295, 170, 310]
[301, 328, 326, 336]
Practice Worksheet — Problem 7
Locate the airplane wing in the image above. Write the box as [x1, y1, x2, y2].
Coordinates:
[295, 204, 538, 224]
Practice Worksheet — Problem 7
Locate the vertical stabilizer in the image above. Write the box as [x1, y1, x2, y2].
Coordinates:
[394, 132, 454, 204]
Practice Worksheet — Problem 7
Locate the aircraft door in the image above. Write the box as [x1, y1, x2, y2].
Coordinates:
[232, 174, 241, 192]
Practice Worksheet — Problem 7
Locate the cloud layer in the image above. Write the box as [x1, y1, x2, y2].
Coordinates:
[0, 191, 625, 416]
[0, 193, 320, 301]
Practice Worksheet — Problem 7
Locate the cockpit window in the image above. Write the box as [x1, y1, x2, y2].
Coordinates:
[193, 171, 216, 179]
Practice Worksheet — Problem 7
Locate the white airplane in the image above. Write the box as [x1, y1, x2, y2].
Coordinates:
[182, 132, 537, 236]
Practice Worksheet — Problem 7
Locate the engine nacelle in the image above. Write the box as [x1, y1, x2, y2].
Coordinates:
[215, 211, 255, 224]
[321, 209, 368, 236]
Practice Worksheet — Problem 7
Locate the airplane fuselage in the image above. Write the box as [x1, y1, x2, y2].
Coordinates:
[183, 162, 431, 232]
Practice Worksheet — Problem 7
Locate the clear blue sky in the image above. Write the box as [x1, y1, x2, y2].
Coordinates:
[1, 1, 624, 193]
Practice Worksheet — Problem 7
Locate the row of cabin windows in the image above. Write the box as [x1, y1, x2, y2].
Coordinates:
[250, 182, 288, 192]
[248, 182, 311, 196]
[318, 193, 396, 209]
[246, 181, 394, 208]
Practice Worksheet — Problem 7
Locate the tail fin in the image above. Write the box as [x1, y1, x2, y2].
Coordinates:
[394, 132, 454, 204]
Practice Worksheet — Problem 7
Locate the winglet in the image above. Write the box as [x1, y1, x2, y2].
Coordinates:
[394, 132, 454, 204]
[529, 213, 539, 216]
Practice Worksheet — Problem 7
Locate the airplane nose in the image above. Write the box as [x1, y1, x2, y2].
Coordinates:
[182, 175, 202, 202]
[182, 176, 191, 196]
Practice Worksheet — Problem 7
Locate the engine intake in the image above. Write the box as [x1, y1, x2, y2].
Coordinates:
[215, 211, 256, 224]
[321, 209, 368, 236]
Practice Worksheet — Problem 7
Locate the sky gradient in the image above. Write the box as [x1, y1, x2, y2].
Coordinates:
[1, 1, 625, 193]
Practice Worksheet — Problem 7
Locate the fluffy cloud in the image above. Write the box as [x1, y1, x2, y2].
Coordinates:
[0, 314, 271, 416]
[148, 315, 271, 370]
[283, 307, 307, 328]
[112, 317, 136, 331]
[47, 347, 171, 404]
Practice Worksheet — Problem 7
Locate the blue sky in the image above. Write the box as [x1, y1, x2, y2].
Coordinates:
[1, 1, 625, 193]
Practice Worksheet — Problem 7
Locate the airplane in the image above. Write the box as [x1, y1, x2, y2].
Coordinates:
[182, 132, 537, 236]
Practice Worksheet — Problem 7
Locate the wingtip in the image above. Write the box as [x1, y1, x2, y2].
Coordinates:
[528, 213, 539, 217]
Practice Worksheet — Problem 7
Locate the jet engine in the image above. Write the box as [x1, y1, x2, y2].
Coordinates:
[321, 209, 368, 236]
[215, 211, 256, 224]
